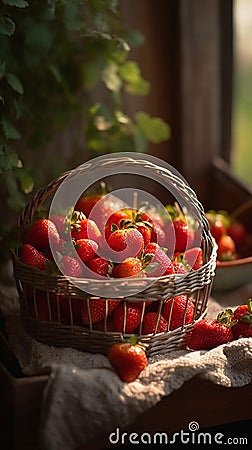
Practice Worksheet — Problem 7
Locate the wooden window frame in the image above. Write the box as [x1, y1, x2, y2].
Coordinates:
[121, 0, 252, 217]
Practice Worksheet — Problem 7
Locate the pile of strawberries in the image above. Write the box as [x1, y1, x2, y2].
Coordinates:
[187, 299, 252, 350]
[19, 188, 205, 334]
[206, 209, 249, 262]
[108, 299, 252, 383]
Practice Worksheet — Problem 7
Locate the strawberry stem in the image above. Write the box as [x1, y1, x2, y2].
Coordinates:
[174, 201, 185, 221]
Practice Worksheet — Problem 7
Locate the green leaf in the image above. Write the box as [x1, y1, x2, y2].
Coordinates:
[0, 146, 22, 172]
[126, 79, 150, 96]
[6, 73, 24, 94]
[3, 0, 29, 7]
[63, 3, 86, 31]
[119, 61, 141, 83]
[0, 17, 15, 36]
[15, 168, 34, 194]
[135, 112, 171, 144]
[1, 118, 21, 140]
[5, 147, 22, 168]
[101, 63, 122, 92]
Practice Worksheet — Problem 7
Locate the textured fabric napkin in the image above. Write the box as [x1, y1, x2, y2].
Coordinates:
[5, 295, 252, 450]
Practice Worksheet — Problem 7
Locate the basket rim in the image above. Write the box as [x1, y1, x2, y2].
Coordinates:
[17, 154, 211, 237]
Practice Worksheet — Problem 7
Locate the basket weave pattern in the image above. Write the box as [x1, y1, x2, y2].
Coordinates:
[12, 156, 217, 356]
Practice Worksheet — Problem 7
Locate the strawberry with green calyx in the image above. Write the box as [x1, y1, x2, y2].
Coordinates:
[24, 218, 60, 251]
[119, 208, 153, 247]
[108, 336, 148, 383]
[162, 295, 195, 330]
[75, 238, 98, 264]
[81, 298, 120, 325]
[75, 183, 127, 231]
[165, 203, 195, 254]
[112, 257, 144, 278]
[21, 244, 48, 271]
[172, 261, 189, 274]
[86, 256, 113, 278]
[143, 242, 175, 277]
[232, 299, 252, 339]
[174, 247, 203, 271]
[71, 211, 102, 244]
[183, 247, 203, 270]
[187, 309, 235, 350]
[106, 227, 144, 262]
[104, 210, 131, 240]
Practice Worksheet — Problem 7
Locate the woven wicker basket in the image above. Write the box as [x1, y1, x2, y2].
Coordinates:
[12, 155, 217, 357]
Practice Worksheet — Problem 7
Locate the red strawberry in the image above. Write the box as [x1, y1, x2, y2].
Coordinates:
[81, 298, 120, 325]
[21, 244, 48, 271]
[151, 222, 167, 248]
[112, 303, 142, 333]
[86, 256, 112, 278]
[119, 209, 153, 247]
[227, 221, 247, 247]
[187, 309, 234, 350]
[130, 300, 152, 310]
[143, 243, 175, 277]
[141, 312, 168, 335]
[217, 235, 236, 261]
[50, 214, 70, 239]
[75, 194, 104, 218]
[182, 247, 203, 270]
[27, 290, 51, 320]
[93, 317, 114, 332]
[71, 215, 101, 243]
[24, 218, 60, 251]
[134, 222, 152, 247]
[232, 300, 252, 339]
[76, 189, 125, 225]
[166, 218, 194, 254]
[162, 295, 194, 330]
[206, 212, 227, 242]
[60, 255, 83, 278]
[104, 210, 131, 240]
[108, 339, 147, 382]
[112, 257, 143, 278]
[75, 238, 98, 263]
[106, 228, 144, 262]
[172, 261, 189, 274]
